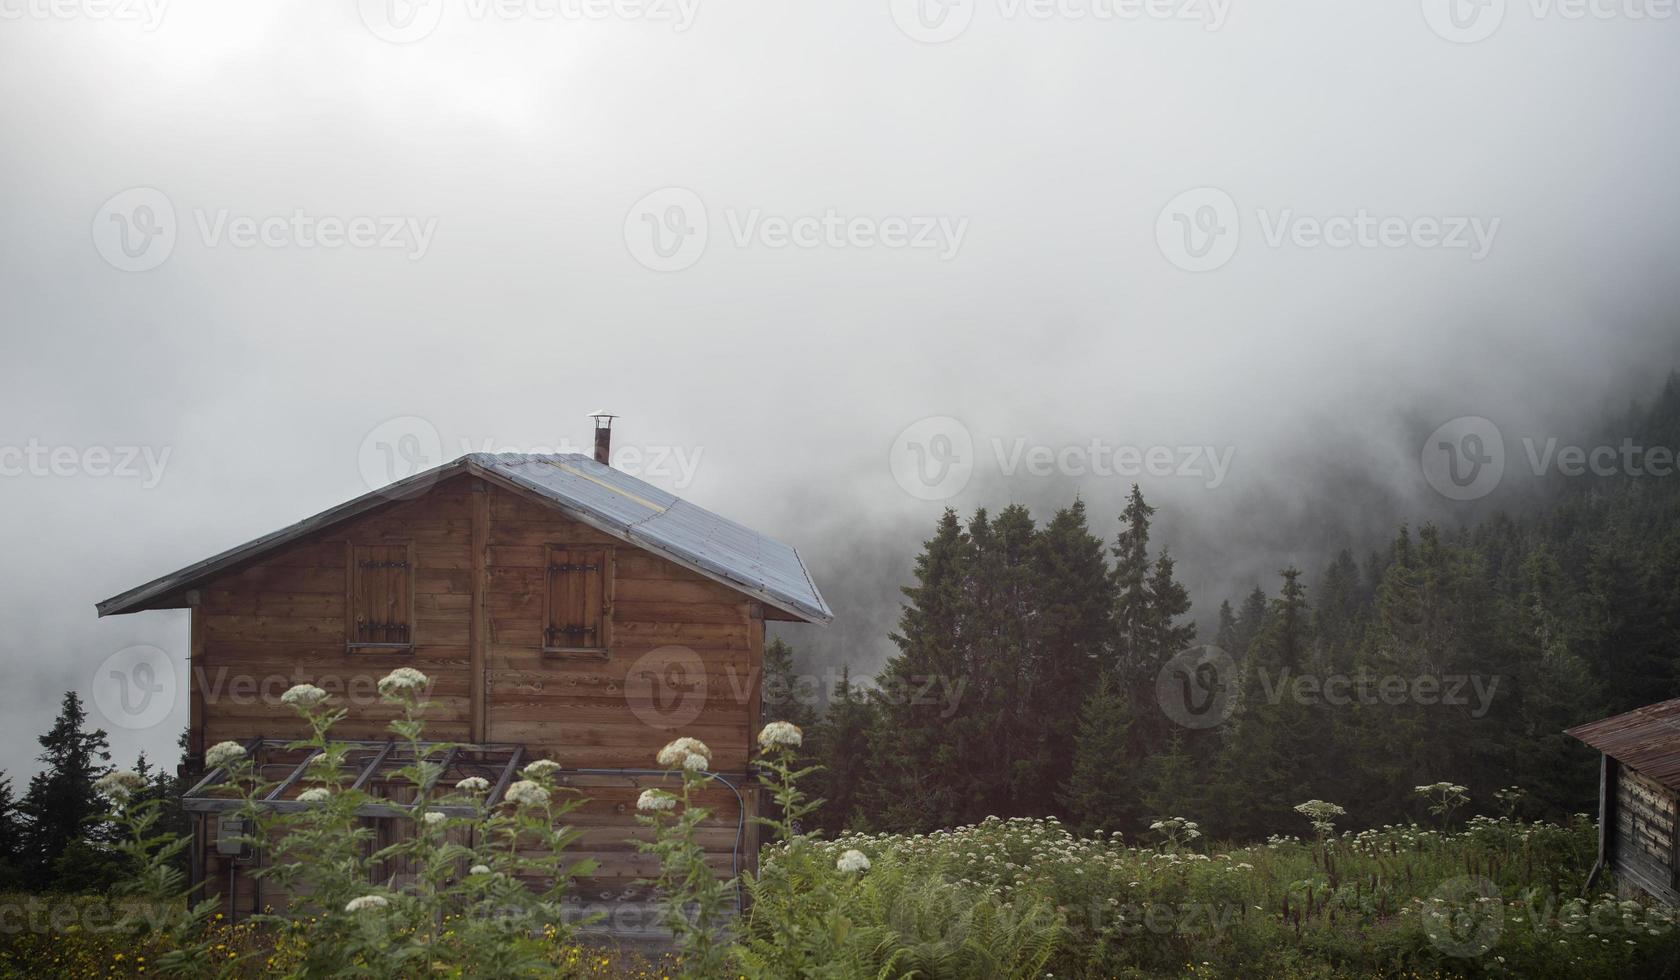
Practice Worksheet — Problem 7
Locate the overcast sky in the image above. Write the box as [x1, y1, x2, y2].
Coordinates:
[2, 1, 1678, 780]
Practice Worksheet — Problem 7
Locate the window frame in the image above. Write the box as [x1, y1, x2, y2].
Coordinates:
[541, 543, 614, 659]
[345, 540, 417, 652]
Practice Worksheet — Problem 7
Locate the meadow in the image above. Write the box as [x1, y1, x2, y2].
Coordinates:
[2, 673, 1678, 979]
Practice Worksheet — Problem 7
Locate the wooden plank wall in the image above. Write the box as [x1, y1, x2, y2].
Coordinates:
[192, 475, 764, 907]
[1612, 765, 1680, 905]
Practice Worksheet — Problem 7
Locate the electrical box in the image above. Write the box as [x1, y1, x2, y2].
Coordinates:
[215, 814, 250, 858]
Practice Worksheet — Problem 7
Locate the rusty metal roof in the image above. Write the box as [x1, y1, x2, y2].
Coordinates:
[1567, 698, 1680, 790]
[96, 453, 832, 625]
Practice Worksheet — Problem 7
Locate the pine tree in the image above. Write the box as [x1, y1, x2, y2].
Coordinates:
[0, 775, 22, 890]
[1060, 673, 1136, 834]
[811, 667, 876, 834]
[1232, 586, 1269, 660]
[1024, 498, 1112, 814]
[762, 636, 819, 733]
[865, 509, 973, 831]
[19, 692, 113, 891]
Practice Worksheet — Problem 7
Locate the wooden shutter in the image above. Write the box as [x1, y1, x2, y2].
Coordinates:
[544, 545, 610, 654]
[348, 543, 414, 647]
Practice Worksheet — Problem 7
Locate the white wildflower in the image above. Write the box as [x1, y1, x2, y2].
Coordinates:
[205, 741, 246, 770]
[377, 667, 430, 697]
[504, 780, 550, 808]
[344, 895, 389, 913]
[522, 759, 562, 779]
[280, 683, 329, 708]
[423, 811, 446, 825]
[656, 737, 712, 771]
[637, 789, 677, 812]
[836, 849, 871, 873]
[455, 776, 490, 794]
[757, 721, 803, 750]
[94, 770, 146, 801]
[469, 864, 491, 875]
[298, 788, 331, 804]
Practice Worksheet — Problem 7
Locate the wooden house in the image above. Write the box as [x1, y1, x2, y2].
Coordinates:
[1567, 698, 1680, 905]
[96, 434, 831, 918]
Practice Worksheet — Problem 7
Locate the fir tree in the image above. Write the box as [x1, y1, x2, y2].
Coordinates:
[19, 692, 113, 891]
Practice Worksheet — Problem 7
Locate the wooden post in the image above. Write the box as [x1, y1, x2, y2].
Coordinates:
[469, 479, 490, 744]
[744, 603, 765, 877]
[189, 607, 205, 758]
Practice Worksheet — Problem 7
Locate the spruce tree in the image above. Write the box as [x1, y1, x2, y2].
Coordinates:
[1060, 673, 1136, 834]
[19, 692, 112, 890]
[1025, 498, 1112, 814]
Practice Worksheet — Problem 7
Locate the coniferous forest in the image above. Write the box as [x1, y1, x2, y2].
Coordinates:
[776, 374, 1680, 844]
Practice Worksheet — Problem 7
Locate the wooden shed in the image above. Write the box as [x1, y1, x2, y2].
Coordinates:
[96, 445, 830, 918]
[1567, 698, 1680, 905]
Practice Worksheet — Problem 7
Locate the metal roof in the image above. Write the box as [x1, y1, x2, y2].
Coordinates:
[96, 453, 832, 625]
[1567, 697, 1680, 791]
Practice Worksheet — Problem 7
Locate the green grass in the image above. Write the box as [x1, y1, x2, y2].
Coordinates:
[748, 812, 1680, 978]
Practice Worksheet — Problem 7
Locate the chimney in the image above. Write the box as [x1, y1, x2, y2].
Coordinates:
[588, 411, 617, 465]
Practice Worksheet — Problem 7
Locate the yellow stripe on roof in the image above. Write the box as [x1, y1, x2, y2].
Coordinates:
[551, 461, 669, 513]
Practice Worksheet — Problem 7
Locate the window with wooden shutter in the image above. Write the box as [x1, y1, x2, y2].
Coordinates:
[544, 545, 611, 656]
[348, 542, 415, 649]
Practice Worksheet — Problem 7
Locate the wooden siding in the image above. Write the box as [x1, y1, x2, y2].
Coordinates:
[191, 474, 762, 908]
[1612, 763, 1680, 905]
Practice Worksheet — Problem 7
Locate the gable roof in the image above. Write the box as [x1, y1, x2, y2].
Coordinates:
[96, 453, 832, 625]
[1567, 697, 1680, 790]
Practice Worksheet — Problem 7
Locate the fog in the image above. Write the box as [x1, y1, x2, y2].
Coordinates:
[2, 1, 1678, 779]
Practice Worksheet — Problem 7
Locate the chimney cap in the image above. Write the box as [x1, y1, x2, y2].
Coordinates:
[587, 410, 617, 421]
